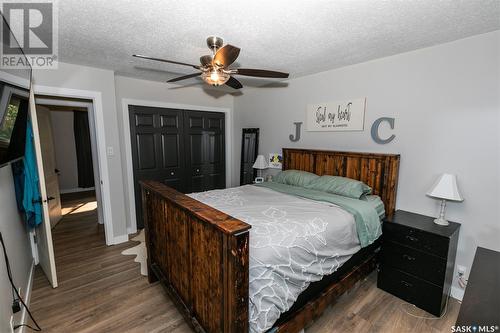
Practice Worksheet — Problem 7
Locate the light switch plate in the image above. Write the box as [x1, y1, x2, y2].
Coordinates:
[107, 146, 114, 156]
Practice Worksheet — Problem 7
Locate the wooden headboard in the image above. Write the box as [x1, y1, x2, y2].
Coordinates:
[282, 148, 400, 217]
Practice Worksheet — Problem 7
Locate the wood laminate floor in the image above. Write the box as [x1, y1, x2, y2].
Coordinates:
[30, 193, 460, 332]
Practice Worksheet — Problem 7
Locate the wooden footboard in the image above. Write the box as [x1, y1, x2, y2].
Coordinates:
[140, 181, 251, 333]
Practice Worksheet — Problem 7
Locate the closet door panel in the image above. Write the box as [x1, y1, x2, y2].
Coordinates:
[187, 113, 204, 129]
[134, 113, 154, 127]
[188, 133, 204, 166]
[208, 113, 225, 190]
[136, 133, 157, 170]
[160, 113, 180, 129]
[161, 133, 181, 168]
[206, 116, 224, 131]
[205, 132, 225, 190]
[130, 106, 185, 228]
[184, 111, 225, 193]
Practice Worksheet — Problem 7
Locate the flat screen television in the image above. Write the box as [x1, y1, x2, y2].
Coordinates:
[0, 82, 30, 166]
[0, 12, 32, 167]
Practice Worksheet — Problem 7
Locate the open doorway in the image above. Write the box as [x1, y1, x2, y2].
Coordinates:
[33, 96, 106, 269]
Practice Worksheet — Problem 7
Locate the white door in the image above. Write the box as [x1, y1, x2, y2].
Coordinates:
[29, 86, 58, 288]
[36, 105, 62, 228]
[87, 105, 105, 225]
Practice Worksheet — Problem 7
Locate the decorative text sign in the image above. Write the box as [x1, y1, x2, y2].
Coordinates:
[306, 98, 366, 131]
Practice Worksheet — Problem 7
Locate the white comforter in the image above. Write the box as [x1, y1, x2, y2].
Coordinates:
[188, 185, 361, 333]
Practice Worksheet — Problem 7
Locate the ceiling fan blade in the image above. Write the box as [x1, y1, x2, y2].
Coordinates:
[213, 45, 240, 68]
[133, 54, 199, 69]
[234, 68, 289, 78]
[167, 72, 201, 83]
[225, 76, 243, 89]
[200, 55, 213, 67]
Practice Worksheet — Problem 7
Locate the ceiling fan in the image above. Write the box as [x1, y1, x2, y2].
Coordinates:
[133, 36, 289, 89]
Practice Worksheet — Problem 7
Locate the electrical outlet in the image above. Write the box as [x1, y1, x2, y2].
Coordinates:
[457, 265, 467, 276]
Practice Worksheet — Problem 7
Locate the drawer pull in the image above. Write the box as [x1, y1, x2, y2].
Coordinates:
[405, 235, 419, 242]
[400, 280, 413, 288]
[196, 169, 200, 172]
[170, 172, 174, 176]
[402, 254, 415, 261]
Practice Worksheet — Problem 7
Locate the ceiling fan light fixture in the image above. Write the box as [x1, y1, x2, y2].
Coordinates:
[201, 69, 229, 86]
[133, 36, 288, 89]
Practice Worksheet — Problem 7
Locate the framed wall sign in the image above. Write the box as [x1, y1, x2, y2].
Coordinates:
[306, 97, 366, 131]
[268, 153, 283, 169]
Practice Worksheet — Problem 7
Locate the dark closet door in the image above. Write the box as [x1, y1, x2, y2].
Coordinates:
[184, 111, 225, 193]
[129, 106, 185, 228]
[240, 128, 259, 185]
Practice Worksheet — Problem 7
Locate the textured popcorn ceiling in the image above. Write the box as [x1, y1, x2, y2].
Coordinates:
[58, 0, 500, 87]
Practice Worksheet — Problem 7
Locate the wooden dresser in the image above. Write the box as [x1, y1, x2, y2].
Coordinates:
[377, 210, 460, 316]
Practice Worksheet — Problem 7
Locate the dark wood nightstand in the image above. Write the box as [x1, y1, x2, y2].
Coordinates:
[377, 210, 460, 316]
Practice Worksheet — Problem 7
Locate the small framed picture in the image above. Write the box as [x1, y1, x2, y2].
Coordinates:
[268, 153, 283, 169]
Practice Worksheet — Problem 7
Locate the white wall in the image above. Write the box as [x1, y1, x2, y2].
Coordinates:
[32, 62, 128, 241]
[50, 110, 79, 192]
[114, 75, 234, 232]
[233, 31, 500, 297]
[0, 166, 34, 332]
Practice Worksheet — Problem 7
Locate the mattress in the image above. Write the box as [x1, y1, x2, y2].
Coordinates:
[189, 184, 371, 332]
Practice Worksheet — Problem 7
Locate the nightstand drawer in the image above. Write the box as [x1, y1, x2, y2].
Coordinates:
[380, 241, 446, 285]
[383, 222, 449, 258]
[378, 266, 444, 316]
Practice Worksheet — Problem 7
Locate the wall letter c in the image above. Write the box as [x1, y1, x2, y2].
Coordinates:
[371, 117, 395, 144]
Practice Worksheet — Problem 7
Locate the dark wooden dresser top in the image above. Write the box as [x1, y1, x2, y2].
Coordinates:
[384, 210, 460, 238]
[456, 247, 500, 327]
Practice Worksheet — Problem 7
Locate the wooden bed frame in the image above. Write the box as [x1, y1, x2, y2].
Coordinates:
[140, 148, 400, 333]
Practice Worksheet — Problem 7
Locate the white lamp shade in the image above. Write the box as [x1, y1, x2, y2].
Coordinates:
[252, 155, 268, 169]
[426, 173, 463, 202]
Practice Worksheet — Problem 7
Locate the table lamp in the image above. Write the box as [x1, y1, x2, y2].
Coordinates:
[426, 173, 463, 226]
[252, 155, 268, 183]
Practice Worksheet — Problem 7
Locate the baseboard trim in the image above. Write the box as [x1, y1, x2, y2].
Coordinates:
[112, 234, 129, 245]
[451, 286, 465, 301]
[60, 187, 95, 194]
[19, 260, 35, 333]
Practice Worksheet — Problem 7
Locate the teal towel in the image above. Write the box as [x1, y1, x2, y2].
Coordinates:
[22, 120, 42, 228]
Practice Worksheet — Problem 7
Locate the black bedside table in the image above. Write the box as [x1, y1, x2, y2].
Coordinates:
[377, 210, 460, 316]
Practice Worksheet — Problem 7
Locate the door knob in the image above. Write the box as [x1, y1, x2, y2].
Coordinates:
[32, 196, 55, 204]
[170, 172, 174, 176]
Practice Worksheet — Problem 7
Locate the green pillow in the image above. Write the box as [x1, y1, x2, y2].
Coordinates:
[305, 175, 372, 199]
[273, 170, 319, 187]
